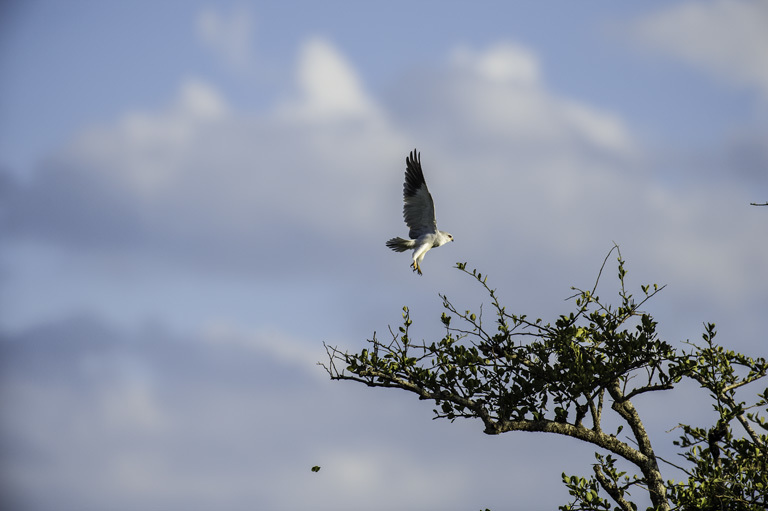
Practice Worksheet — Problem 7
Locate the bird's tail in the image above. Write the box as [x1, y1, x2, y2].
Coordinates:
[386, 237, 414, 253]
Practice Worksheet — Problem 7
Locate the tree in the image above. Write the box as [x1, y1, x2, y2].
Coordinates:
[322, 246, 767, 510]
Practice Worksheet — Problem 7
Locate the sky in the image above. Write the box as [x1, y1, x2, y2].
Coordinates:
[0, 1, 767, 510]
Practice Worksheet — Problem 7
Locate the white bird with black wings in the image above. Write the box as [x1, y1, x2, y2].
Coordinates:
[386, 149, 454, 275]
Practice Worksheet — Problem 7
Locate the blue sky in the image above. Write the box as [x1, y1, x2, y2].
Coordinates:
[1, 1, 767, 510]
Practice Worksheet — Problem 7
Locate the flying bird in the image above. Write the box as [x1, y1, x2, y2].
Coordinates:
[386, 149, 454, 275]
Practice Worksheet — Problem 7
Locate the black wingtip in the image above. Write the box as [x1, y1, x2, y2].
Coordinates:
[408, 148, 420, 166]
[403, 148, 426, 198]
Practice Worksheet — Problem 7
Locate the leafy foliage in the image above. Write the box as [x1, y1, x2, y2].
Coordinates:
[665, 324, 768, 510]
[322, 246, 767, 510]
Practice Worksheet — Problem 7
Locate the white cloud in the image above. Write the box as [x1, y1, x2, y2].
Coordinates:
[98, 370, 169, 433]
[174, 79, 231, 119]
[632, 0, 768, 99]
[202, 321, 326, 379]
[278, 37, 382, 121]
[62, 78, 229, 197]
[197, 6, 256, 71]
[560, 99, 634, 154]
[391, 42, 634, 157]
[451, 42, 541, 86]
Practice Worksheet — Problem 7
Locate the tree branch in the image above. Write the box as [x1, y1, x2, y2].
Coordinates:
[607, 381, 668, 510]
[619, 382, 675, 402]
[589, 390, 603, 433]
[593, 464, 634, 511]
[329, 359, 655, 472]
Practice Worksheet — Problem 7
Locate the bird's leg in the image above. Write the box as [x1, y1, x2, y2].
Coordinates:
[411, 261, 422, 275]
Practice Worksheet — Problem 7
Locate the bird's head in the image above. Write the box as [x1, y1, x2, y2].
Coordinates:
[438, 231, 454, 245]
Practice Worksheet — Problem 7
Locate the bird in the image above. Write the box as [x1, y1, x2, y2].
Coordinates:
[386, 149, 454, 275]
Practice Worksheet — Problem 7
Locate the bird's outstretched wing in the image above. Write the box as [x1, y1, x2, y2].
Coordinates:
[402, 149, 437, 239]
